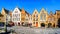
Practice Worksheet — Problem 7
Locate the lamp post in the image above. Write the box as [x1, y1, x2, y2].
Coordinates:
[4, 15, 7, 32]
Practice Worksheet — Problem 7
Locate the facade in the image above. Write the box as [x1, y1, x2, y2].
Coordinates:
[25, 13, 32, 26]
[32, 9, 40, 27]
[55, 10, 60, 27]
[48, 11, 56, 28]
[0, 13, 5, 26]
[21, 8, 30, 26]
[0, 13, 4, 22]
[9, 11, 15, 26]
[39, 8, 48, 28]
[32, 8, 60, 28]
[21, 8, 26, 25]
[28, 15, 32, 25]
[24, 13, 29, 26]
[1, 8, 10, 24]
[12, 7, 21, 26]
[0, 7, 60, 28]
[9, 11, 12, 21]
[32, 8, 57, 28]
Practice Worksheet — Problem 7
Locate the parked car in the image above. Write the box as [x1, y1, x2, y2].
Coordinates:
[0, 22, 4, 27]
[0, 27, 5, 33]
[7, 22, 14, 27]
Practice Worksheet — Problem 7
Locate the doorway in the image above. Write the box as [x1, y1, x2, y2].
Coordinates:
[58, 18, 60, 28]
[18, 22, 20, 26]
[41, 23, 45, 27]
[48, 23, 52, 28]
[53, 23, 55, 27]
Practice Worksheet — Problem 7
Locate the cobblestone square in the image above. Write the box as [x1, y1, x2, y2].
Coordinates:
[7, 26, 60, 34]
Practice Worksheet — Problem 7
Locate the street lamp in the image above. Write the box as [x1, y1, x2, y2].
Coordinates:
[4, 15, 8, 32]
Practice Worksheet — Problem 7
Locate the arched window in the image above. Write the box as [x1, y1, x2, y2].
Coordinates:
[33, 22, 35, 24]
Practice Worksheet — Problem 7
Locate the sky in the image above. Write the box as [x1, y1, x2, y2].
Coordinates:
[0, 0, 60, 14]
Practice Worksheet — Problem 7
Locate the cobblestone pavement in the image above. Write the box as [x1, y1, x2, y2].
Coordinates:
[7, 26, 60, 34]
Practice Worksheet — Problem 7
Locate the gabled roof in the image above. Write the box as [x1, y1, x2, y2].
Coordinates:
[13, 7, 22, 13]
[40, 8, 48, 15]
[4, 8, 10, 14]
[2, 8, 10, 14]
[18, 7, 22, 11]
[25, 11, 29, 15]
[50, 11, 53, 15]
[56, 10, 60, 11]
[32, 9, 38, 15]
[21, 8, 30, 15]
[54, 10, 60, 14]
[54, 12, 56, 15]
[40, 8, 46, 13]
[15, 7, 22, 11]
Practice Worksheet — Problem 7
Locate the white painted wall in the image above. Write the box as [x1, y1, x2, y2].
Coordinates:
[12, 7, 21, 25]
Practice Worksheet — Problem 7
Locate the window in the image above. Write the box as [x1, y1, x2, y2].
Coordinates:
[13, 14, 15, 17]
[15, 18, 17, 21]
[49, 18, 53, 21]
[40, 13, 46, 21]
[33, 22, 35, 24]
[36, 14, 38, 17]
[18, 18, 20, 21]
[17, 18, 18, 21]
[33, 18, 35, 21]
[17, 18, 20, 21]
[44, 14, 46, 20]
[57, 14, 59, 15]
[33, 15, 35, 17]
[19, 14, 20, 17]
[16, 14, 18, 17]
[26, 19, 28, 21]
[18, 18, 19, 21]
[40, 15, 43, 20]
[13, 18, 14, 21]
[15, 14, 16, 17]
[36, 18, 38, 21]
[22, 14, 24, 16]
[52, 18, 54, 21]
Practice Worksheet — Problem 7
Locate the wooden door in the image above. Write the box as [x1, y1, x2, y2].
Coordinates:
[36, 22, 38, 27]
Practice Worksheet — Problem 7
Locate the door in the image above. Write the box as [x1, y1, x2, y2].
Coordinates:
[58, 18, 60, 27]
[53, 23, 55, 27]
[18, 22, 20, 26]
[36, 22, 38, 27]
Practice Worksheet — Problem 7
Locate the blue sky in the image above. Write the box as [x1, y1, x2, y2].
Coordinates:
[0, 0, 60, 14]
